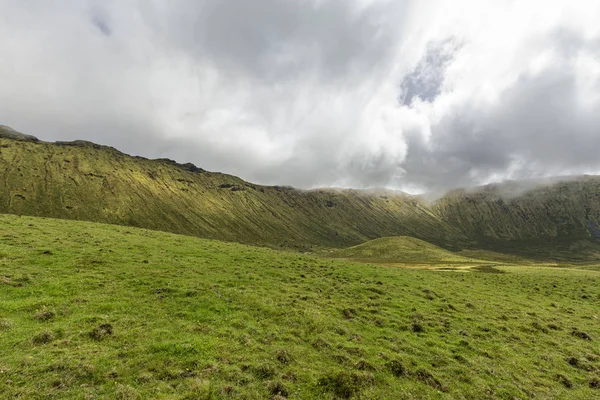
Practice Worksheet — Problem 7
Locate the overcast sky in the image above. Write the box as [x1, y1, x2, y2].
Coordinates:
[1, 1, 599, 192]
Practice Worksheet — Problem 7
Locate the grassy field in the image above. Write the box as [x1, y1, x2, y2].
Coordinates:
[1, 214, 600, 399]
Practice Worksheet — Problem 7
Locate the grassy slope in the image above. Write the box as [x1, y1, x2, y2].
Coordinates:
[326, 237, 481, 264]
[2, 130, 600, 258]
[1, 214, 600, 399]
[434, 179, 600, 259]
[0, 136, 460, 251]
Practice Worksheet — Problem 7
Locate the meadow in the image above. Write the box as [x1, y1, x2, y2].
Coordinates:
[1, 214, 600, 399]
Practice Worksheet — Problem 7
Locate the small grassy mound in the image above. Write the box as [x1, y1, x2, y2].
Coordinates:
[327, 236, 481, 264]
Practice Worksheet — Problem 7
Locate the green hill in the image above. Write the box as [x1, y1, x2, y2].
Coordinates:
[0, 129, 461, 251]
[327, 236, 481, 264]
[2, 125, 600, 259]
[1, 214, 600, 399]
[433, 178, 600, 259]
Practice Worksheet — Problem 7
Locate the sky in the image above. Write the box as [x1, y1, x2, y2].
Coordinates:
[1, 0, 599, 193]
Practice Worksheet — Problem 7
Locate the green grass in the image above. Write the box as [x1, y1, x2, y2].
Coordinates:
[3, 132, 600, 259]
[1, 214, 600, 399]
[0, 136, 462, 252]
[325, 237, 482, 265]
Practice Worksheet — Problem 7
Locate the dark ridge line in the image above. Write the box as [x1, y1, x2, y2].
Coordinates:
[2, 124, 598, 198]
[0, 126, 213, 177]
[0, 125, 393, 196]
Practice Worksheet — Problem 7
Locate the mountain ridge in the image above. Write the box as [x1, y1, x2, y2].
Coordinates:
[0, 126, 460, 251]
[1, 124, 600, 260]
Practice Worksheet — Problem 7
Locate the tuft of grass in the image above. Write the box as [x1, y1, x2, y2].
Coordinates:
[89, 324, 113, 341]
[114, 384, 141, 400]
[317, 371, 375, 399]
[34, 309, 55, 322]
[556, 374, 574, 388]
[412, 368, 447, 392]
[267, 380, 289, 397]
[275, 349, 292, 364]
[32, 331, 55, 345]
[571, 328, 592, 341]
[386, 359, 405, 377]
[252, 364, 277, 380]
[0, 318, 11, 331]
[354, 359, 376, 371]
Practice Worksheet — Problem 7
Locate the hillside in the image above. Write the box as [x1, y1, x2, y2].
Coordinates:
[433, 179, 600, 259]
[326, 236, 481, 264]
[2, 125, 600, 258]
[2, 214, 600, 399]
[0, 128, 461, 251]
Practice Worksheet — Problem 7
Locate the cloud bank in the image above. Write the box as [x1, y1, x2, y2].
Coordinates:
[1, 0, 599, 192]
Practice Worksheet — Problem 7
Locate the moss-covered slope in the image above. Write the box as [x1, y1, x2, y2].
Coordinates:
[0, 133, 458, 250]
[2, 126, 600, 258]
[434, 179, 600, 258]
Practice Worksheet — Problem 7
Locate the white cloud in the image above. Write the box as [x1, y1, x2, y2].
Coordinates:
[0, 0, 599, 192]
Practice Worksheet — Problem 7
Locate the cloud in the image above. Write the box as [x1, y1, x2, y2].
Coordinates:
[398, 25, 600, 191]
[91, 7, 112, 37]
[0, 0, 599, 192]
[399, 38, 461, 106]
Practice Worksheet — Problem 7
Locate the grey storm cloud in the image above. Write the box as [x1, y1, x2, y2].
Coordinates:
[400, 28, 600, 191]
[0, 0, 599, 193]
[147, 0, 403, 82]
[399, 38, 460, 106]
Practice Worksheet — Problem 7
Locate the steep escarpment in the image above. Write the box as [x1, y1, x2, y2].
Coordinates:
[434, 179, 600, 258]
[0, 132, 460, 250]
[1, 126, 600, 259]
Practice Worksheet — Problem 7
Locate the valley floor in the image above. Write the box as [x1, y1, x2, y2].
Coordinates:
[1, 214, 599, 399]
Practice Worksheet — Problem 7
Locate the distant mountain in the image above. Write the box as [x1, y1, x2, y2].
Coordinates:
[1, 125, 599, 259]
[433, 178, 600, 258]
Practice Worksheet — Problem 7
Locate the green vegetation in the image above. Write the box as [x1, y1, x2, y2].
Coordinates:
[1, 214, 600, 399]
[433, 179, 600, 259]
[326, 236, 481, 265]
[2, 129, 600, 259]
[0, 134, 461, 251]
